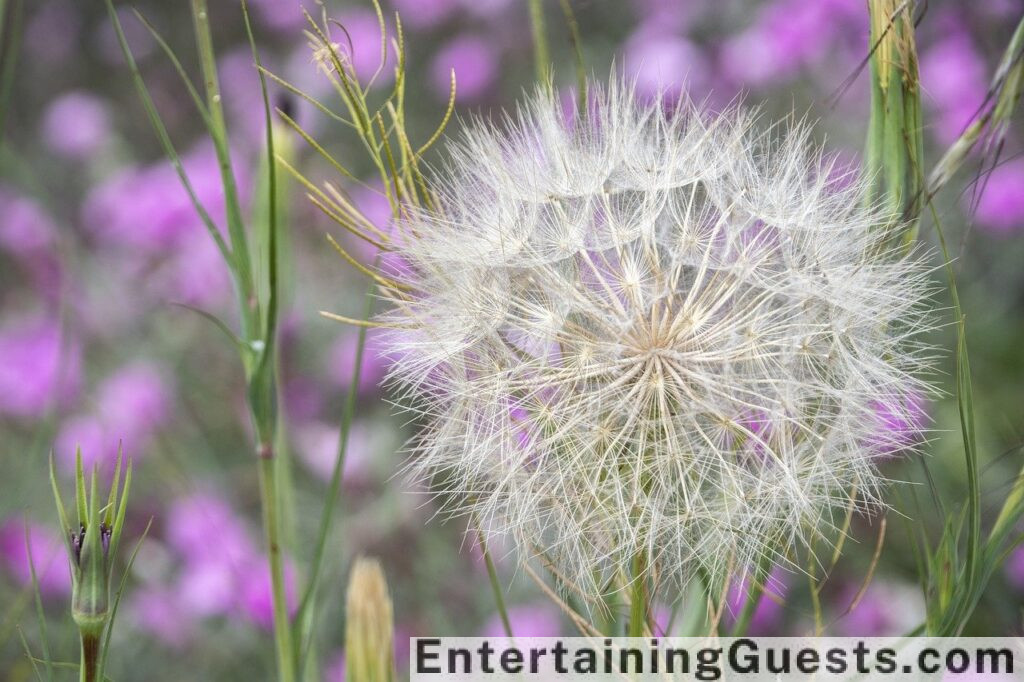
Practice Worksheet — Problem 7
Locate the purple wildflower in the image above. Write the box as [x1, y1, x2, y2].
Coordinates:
[431, 35, 498, 103]
[481, 603, 562, 637]
[0, 315, 80, 418]
[0, 520, 71, 598]
[41, 91, 111, 160]
[971, 160, 1024, 235]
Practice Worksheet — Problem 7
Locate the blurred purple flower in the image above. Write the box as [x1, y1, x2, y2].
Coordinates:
[342, 186, 393, 264]
[724, 568, 788, 635]
[178, 559, 238, 617]
[624, 26, 710, 101]
[55, 414, 109, 473]
[629, 0, 703, 31]
[0, 520, 70, 598]
[132, 587, 193, 648]
[163, 493, 294, 625]
[1006, 545, 1024, 591]
[0, 188, 57, 257]
[282, 377, 324, 423]
[971, 160, 1024, 235]
[0, 188, 61, 295]
[833, 581, 924, 635]
[97, 361, 173, 450]
[95, 6, 156, 64]
[248, 0, 308, 32]
[82, 143, 247, 253]
[431, 35, 498, 103]
[159, 228, 234, 306]
[294, 420, 373, 483]
[868, 390, 928, 456]
[0, 315, 80, 418]
[920, 31, 987, 145]
[328, 329, 388, 395]
[24, 0, 81, 64]
[218, 48, 272, 146]
[481, 603, 562, 637]
[921, 33, 987, 112]
[455, 0, 514, 18]
[331, 9, 395, 84]
[167, 494, 255, 567]
[239, 559, 297, 630]
[719, 0, 861, 86]
[390, 0, 457, 30]
[55, 361, 172, 472]
[41, 91, 111, 160]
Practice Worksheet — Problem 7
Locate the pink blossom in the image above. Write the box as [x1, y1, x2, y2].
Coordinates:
[0, 315, 80, 418]
[389, 0, 457, 30]
[723, 568, 788, 635]
[55, 414, 110, 472]
[41, 91, 111, 160]
[431, 35, 498, 103]
[624, 26, 710, 100]
[131, 587, 193, 648]
[331, 9, 396, 84]
[481, 603, 562, 637]
[972, 160, 1024, 235]
[0, 520, 70, 598]
[239, 559, 298, 630]
[328, 329, 388, 395]
[833, 581, 924, 635]
[294, 420, 374, 483]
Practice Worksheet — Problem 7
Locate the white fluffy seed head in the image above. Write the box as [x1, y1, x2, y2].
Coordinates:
[377, 79, 935, 600]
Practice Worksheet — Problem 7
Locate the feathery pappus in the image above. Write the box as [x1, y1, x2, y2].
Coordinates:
[369, 78, 935, 600]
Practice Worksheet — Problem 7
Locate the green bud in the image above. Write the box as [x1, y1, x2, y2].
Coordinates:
[50, 446, 132, 682]
[865, 0, 924, 249]
[345, 557, 395, 682]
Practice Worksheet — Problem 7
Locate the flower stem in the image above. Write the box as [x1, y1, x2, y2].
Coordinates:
[79, 633, 100, 682]
[628, 552, 648, 638]
[527, 0, 549, 84]
[258, 450, 296, 682]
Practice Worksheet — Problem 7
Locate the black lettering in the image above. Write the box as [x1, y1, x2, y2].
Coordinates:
[729, 639, 759, 674]
[500, 647, 523, 673]
[825, 648, 847, 674]
[416, 639, 441, 673]
[796, 648, 819, 673]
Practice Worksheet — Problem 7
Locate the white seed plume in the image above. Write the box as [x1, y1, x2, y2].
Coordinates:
[378, 80, 934, 599]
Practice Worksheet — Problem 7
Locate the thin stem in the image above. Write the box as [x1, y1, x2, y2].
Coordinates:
[258, 451, 296, 682]
[478, 530, 513, 637]
[628, 552, 648, 638]
[527, 0, 549, 85]
[79, 633, 100, 682]
[190, 0, 258, 343]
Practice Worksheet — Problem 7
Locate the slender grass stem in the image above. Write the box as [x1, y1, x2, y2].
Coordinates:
[258, 451, 296, 682]
[527, 0, 549, 85]
[628, 552, 648, 638]
[477, 530, 513, 637]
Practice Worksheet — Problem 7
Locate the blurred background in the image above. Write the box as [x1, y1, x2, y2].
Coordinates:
[1, 0, 1023, 678]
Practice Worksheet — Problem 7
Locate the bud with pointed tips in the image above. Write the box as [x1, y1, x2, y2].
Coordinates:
[50, 445, 132, 682]
[345, 557, 395, 682]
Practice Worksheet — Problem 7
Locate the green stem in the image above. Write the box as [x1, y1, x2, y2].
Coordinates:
[190, 0, 258, 343]
[478, 530, 513, 637]
[79, 633, 100, 682]
[258, 451, 296, 682]
[628, 552, 648, 638]
[527, 0, 549, 85]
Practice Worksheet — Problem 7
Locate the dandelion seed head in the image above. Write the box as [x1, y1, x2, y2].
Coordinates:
[378, 79, 935, 599]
